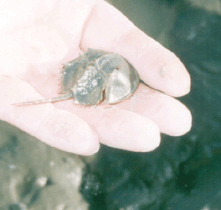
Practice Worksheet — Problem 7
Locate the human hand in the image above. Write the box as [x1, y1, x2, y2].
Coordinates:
[0, 0, 191, 155]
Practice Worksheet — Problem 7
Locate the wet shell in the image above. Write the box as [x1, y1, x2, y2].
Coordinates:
[14, 49, 140, 106]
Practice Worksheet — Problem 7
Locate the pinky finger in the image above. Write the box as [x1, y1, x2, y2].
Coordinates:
[0, 76, 99, 155]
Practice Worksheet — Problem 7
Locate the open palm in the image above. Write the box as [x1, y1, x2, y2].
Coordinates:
[0, 0, 191, 155]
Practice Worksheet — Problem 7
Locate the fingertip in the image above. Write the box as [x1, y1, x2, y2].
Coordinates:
[169, 106, 192, 136]
[147, 49, 191, 97]
[136, 119, 161, 152]
[128, 120, 161, 153]
[166, 56, 191, 97]
[71, 123, 100, 156]
[158, 100, 192, 137]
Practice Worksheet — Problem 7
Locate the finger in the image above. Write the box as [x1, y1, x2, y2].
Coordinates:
[55, 100, 161, 152]
[0, 76, 99, 155]
[81, 0, 190, 97]
[115, 84, 192, 136]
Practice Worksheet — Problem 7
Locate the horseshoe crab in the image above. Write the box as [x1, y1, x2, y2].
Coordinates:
[14, 49, 140, 106]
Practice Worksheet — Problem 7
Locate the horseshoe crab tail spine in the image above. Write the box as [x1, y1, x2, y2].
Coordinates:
[12, 93, 73, 106]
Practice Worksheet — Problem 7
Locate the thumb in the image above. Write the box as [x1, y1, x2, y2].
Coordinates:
[0, 76, 99, 155]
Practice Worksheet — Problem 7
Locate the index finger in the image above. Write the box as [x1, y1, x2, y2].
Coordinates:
[80, 0, 190, 97]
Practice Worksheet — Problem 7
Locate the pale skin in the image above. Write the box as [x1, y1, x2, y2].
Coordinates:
[0, 0, 192, 155]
